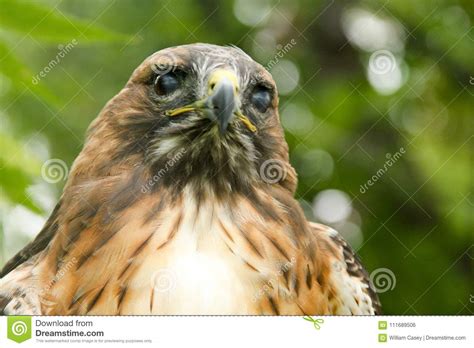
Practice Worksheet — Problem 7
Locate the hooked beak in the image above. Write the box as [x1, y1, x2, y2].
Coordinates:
[165, 69, 257, 133]
[205, 69, 239, 134]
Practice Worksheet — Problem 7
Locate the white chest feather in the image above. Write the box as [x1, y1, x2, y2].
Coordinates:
[136, 193, 258, 314]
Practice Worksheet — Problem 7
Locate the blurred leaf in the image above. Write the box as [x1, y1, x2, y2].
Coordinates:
[0, 163, 41, 213]
[0, 130, 42, 175]
[0, 130, 42, 213]
[0, 0, 131, 43]
[0, 39, 61, 106]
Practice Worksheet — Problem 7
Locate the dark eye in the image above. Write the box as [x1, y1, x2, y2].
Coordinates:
[154, 72, 179, 95]
[250, 87, 272, 112]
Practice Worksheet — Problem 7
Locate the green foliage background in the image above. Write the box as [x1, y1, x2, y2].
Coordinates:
[0, 0, 472, 314]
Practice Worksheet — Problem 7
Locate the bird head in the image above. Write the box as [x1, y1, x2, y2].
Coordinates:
[76, 44, 297, 197]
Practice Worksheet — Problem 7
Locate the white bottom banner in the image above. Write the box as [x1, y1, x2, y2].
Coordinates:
[1, 316, 472, 347]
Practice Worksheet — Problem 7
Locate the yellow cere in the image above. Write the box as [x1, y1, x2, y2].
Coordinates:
[207, 69, 240, 95]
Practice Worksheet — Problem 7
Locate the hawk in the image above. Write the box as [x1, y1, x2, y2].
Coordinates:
[0, 44, 380, 315]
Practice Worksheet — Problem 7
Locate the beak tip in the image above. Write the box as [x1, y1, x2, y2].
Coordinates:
[218, 120, 229, 134]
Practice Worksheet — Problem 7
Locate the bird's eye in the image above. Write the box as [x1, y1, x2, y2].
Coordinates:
[250, 86, 272, 112]
[154, 72, 180, 95]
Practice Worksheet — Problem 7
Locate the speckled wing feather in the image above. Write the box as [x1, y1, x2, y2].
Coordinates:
[309, 222, 382, 315]
[0, 203, 62, 315]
